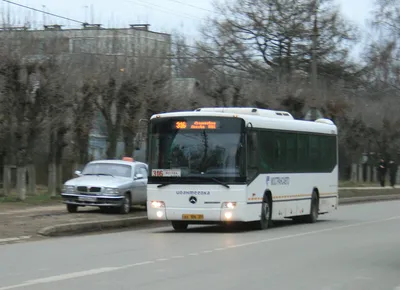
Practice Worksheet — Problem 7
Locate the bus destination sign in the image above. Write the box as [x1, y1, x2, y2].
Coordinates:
[173, 120, 220, 130]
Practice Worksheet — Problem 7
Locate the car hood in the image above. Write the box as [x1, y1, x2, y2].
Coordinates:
[65, 175, 132, 187]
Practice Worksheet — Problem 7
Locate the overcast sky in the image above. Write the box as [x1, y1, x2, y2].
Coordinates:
[3, 0, 375, 59]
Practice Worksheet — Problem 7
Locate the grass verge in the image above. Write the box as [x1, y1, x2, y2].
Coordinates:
[0, 185, 62, 209]
[339, 187, 400, 198]
[339, 180, 379, 188]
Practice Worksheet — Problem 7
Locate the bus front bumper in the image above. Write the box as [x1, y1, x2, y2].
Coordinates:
[147, 202, 248, 223]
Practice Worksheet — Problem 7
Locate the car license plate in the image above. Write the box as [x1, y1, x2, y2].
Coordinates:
[182, 214, 204, 220]
[78, 196, 97, 202]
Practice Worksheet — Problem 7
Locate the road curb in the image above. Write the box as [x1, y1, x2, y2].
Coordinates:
[37, 194, 400, 237]
[37, 215, 161, 237]
[339, 194, 400, 204]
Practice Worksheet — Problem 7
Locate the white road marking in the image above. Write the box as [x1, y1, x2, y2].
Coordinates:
[0, 215, 399, 290]
[0, 262, 154, 290]
[156, 258, 168, 262]
[0, 236, 31, 243]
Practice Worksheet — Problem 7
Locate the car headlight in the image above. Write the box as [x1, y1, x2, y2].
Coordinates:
[104, 187, 119, 195]
[63, 185, 76, 193]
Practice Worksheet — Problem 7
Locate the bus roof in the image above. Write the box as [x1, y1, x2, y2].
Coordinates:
[150, 107, 337, 135]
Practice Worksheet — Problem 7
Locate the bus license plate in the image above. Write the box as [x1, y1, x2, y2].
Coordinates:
[182, 214, 204, 220]
[78, 196, 97, 202]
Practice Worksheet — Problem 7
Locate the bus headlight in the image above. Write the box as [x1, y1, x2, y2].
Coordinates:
[222, 202, 236, 209]
[151, 201, 165, 208]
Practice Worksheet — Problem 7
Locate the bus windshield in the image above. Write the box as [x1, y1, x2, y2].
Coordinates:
[148, 116, 246, 183]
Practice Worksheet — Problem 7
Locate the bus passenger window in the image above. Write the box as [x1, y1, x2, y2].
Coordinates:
[247, 131, 258, 179]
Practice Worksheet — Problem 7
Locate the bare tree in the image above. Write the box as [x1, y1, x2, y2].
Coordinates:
[0, 55, 53, 199]
[197, 0, 357, 78]
[70, 80, 97, 168]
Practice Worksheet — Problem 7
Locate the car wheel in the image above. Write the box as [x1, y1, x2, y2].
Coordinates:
[119, 193, 131, 214]
[67, 204, 78, 213]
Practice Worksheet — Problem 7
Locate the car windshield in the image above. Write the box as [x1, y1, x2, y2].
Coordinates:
[148, 116, 246, 183]
[82, 163, 132, 178]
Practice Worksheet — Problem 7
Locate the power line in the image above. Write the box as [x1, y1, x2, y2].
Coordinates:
[0, 0, 208, 52]
[122, 0, 201, 21]
[163, 0, 215, 14]
[2, 0, 85, 24]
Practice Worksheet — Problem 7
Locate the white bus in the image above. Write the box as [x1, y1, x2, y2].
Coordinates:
[146, 107, 338, 231]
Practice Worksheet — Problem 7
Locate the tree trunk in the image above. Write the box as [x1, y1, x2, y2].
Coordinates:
[2, 165, 12, 196]
[78, 136, 89, 164]
[56, 163, 63, 193]
[16, 166, 27, 200]
[2, 116, 15, 196]
[48, 129, 57, 197]
[106, 124, 119, 159]
[55, 126, 68, 193]
[27, 164, 36, 195]
[48, 163, 57, 197]
[26, 126, 37, 195]
[123, 128, 134, 157]
[15, 132, 28, 200]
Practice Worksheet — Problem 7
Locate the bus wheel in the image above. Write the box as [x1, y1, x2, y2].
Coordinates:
[305, 192, 319, 223]
[255, 196, 272, 230]
[172, 221, 188, 231]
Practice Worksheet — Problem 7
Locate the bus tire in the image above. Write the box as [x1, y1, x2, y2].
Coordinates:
[172, 221, 188, 231]
[305, 191, 319, 223]
[254, 195, 272, 230]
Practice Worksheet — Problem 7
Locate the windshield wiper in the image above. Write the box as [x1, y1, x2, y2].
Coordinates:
[156, 177, 230, 189]
[196, 176, 230, 188]
[157, 179, 186, 188]
[84, 173, 114, 177]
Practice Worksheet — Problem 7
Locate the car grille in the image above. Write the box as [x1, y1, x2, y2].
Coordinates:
[76, 186, 102, 193]
[77, 186, 87, 192]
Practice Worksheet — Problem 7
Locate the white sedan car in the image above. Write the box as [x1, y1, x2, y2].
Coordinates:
[61, 158, 148, 214]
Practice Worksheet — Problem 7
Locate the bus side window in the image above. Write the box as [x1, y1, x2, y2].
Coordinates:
[246, 131, 258, 179]
[258, 130, 273, 173]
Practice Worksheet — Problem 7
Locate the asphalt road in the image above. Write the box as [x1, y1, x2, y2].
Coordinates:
[0, 201, 400, 290]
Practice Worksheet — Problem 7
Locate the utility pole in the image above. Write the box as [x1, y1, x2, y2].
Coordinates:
[311, 0, 318, 99]
[305, 0, 323, 121]
[42, 5, 46, 27]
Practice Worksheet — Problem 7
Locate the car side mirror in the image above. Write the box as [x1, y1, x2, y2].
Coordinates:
[135, 173, 144, 180]
[74, 170, 82, 177]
